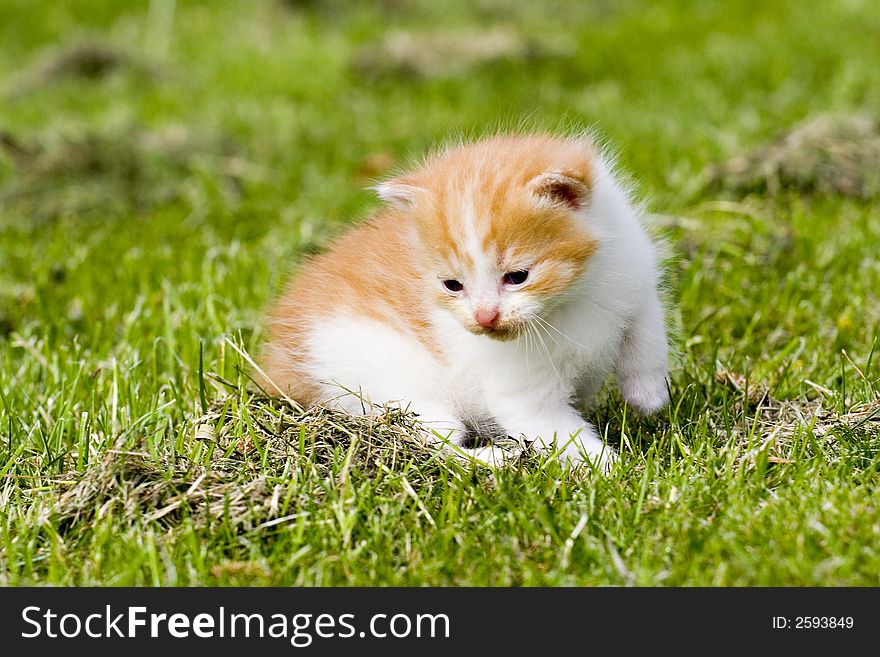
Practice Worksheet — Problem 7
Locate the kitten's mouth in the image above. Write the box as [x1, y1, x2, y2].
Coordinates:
[472, 323, 519, 341]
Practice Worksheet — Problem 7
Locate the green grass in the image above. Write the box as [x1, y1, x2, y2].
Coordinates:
[1, 0, 878, 586]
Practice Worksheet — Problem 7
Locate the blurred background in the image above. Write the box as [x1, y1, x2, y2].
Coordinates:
[0, 0, 878, 393]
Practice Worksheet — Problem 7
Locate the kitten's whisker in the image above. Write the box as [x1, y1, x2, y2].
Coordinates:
[530, 320, 562, 381]
[514, 328, 530, 373]
[531, 316, 562, 349]
[532, 314, 591, 351]
[526, 323, 537, 373]
[524, 323, 537, 370]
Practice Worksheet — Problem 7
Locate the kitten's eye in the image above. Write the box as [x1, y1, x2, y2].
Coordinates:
[443, 279, 464, 293]
[503, 270, 529, 286]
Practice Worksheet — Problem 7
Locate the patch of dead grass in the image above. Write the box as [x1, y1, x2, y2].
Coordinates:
[353, 27, 573, 78]
[714, 367, 880, 462]
[705, 114, 880, 199]
[4, 39, 160, 97]
[0, 124, 249, 223]
[43, 394, 500, 536]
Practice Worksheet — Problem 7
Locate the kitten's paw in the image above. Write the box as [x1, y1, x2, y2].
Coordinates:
[410, 405, 468, 447]
[558, 435, 618, 474]
[463, 445, 515, 467]
[618, 369, 669, 415]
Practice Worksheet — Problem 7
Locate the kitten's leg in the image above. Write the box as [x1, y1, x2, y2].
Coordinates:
[576, 372, 605, 408]
[407, 401, 467, 445]
[615, 291, 670, 415]
[495, 403, 617, 471]
[407, 401, 511, 466]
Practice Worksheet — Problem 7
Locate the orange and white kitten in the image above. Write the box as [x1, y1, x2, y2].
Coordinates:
[260, 133, 669, 469]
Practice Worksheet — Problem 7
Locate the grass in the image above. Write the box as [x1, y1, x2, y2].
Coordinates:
[1, 0, 878, 586]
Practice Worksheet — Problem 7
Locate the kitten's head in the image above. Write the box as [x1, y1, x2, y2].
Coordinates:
[375, 134, 599, 340]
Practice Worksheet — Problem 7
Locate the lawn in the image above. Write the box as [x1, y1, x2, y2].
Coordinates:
[0, 0, 878, 586]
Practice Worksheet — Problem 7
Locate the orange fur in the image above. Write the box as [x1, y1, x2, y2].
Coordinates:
[259, 212, 434, 401]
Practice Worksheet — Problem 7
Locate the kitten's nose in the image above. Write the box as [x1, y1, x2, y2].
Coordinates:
[474, 307, 500, 329]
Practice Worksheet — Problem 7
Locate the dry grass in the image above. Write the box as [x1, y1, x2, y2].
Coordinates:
[714, 367, 880, 466]
[706, 114, 880, 198]
[3, 39, 159, 97]
[44, 394, 487, 535]
[0, 124, 247, 222]
[353, 27, 572, 78]
[47, 447, 271, 533]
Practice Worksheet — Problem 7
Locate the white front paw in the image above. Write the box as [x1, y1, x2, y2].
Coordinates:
[618, 369, 669, 415]
[559, 435, 618, 473]
[417, 418, 468, 449]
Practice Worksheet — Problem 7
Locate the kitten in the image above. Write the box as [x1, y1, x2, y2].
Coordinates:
[259, 133, 670, 470]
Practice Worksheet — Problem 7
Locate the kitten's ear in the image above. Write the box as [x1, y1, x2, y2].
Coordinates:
[529, 171, 591, 210]
[373, 177, 424, 209]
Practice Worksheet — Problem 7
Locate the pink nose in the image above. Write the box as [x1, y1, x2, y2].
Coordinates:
[475, 308, 500, 329]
